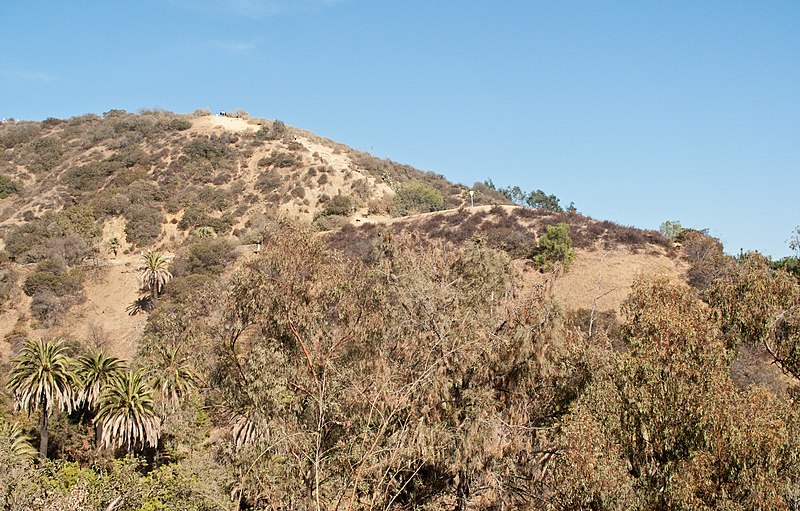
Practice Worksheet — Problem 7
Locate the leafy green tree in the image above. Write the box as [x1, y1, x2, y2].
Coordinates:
[526, 189, 563, 211]
[96, 369, 160, 451]
[705, 252, 800, 378]
[6, 338, 79, 458]
[394, 181, 445, 215]
[139, 251, 173, 303]
[659, 220, 683, 240]
[533, 223, 576, 272]
[498, 184, 526, 205]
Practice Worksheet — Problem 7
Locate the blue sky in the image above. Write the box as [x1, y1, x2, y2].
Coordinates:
[2, 1, 798, 257]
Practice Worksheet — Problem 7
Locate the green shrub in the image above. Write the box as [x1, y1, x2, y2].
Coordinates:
[533, 223, 576, 272]
[124, 205, 163, 247]
[393, 181, 445, 215]
[255, 171, 283, 193]
[255, 119, 288, 141]
[258, 151, 298, 169]
[0, 122, 41, 149]
[23, 258, 85, 297]
[177, 206, 233, 234]
[166, 118, 192, 131]
[183, 137, 231, 167]
[659, 220, 684, 241]
[27, 137, 63, 173]
[321, 194, 355, 217]
[4, 206, 100, 263]
[63, 161, 116, 194]
[0, 174, 21, 198]
[185, 238, 236, 276]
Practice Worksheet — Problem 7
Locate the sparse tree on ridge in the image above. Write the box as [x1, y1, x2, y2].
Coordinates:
[6, 338, 79, 459]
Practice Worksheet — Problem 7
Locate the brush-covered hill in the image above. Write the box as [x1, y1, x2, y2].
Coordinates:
[2, 110, 800, 510]
[0, 109, 688, 357]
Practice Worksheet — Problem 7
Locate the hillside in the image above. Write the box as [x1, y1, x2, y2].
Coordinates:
[2, 110, 799, 510]
[0, 110, 684, 353]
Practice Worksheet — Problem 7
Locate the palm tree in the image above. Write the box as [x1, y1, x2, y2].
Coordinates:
[0, 420, 38, 459]
[145, 346, 198, 409]
[77, 351, 127, 446]
[96, 369, 160, 451]
[6, 338, 79, 459]
[107, 237, 121, 257]
[139, 251, 172, 303]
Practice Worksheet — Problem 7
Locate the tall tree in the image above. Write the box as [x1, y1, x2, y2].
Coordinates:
[139, 251, 172, 303]
[96, 369, 160, 451]
[76, 351, 127, 446]
[144, 346, 198, 409]
[6, 338, 79, 458]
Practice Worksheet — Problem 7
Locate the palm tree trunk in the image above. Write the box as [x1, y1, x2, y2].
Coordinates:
[39, 404, 48, 459]
[95, 419, 103, 448]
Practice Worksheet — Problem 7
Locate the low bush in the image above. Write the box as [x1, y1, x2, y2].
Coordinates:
[184, 137, 232, 168]
[313, 214, 350, 232]
[320, 194, 355, 217]
[0, 174, 21, 198]
[63, 161, 116, 194]
[27, 137, 64, 173]
[177, 206, 233, 234]
[258, 151, 299, 169]
[124, 205, 163, 247]
[255, 171, 283, 194]
[22, 258, 84, 297]
[393, 181, 444, 216]
[0, 121, 41, 149]
[170, 237, 236, 277]
[4, 206, 100, 263]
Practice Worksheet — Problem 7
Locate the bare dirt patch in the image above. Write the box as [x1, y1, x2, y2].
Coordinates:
[192, 114, 258, 134]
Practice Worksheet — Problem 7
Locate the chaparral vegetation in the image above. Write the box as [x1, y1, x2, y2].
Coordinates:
[0, 111, 798, 510]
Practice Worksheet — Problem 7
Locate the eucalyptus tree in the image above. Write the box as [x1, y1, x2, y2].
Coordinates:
[139, 251, 172, 303]
[6, 338, 79, 458]
[96, 369, 160, 451]
[77, 351, 127, 446]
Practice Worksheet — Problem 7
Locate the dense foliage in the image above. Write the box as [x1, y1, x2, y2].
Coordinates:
[1, 222, 798, 510]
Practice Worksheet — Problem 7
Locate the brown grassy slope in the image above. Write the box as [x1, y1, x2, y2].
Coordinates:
[327, 204, 685, 314]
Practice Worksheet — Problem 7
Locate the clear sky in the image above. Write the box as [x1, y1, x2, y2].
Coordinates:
[2, 1, 798, 257]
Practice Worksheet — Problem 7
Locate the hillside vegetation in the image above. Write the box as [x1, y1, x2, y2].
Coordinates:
[1, 111, 799, 510]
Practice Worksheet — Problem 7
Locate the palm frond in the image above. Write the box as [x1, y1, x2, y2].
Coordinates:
[6, 338, 80, 415]
[97, 369, 160, 450]
[0, 420, 37, 459]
